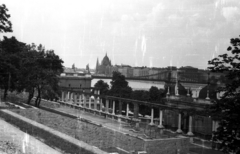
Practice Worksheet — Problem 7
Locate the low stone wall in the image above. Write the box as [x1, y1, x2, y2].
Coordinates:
[74, 118, 189, 154]
[76, 119, 145, 152]
[144, 138, 189, 154]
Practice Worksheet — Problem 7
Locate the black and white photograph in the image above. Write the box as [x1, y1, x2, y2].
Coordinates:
[0, 0, 240, 154]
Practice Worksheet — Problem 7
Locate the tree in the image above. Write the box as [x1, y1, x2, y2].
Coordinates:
[0, 36, 26, 99]
[158, 88, 166, 100]
[208, 36, 240, 153]
[131, 90, 144, 101]
[109, 71, 132, 98]
[94, 80, 109, 95]
[0, 4, 12, 33]
[18, 44, 63, 106]
[149, 86, 159, 101]
[148, 86, 166, 103]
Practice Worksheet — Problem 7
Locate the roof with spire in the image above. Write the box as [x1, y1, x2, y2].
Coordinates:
[101, 52, 111, 66]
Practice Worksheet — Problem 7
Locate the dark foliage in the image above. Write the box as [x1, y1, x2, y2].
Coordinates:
[94, 80, 109, 95]
[0, 4, 12, 33]
[208, 36, 240, 153]
[109, 71, 132, 98]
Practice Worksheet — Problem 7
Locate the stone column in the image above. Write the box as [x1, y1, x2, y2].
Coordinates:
[77, 93, 80, 103]
[175, 85, 179, 96]
[215, 121, 219, 131]
[61, 91, 64, 102]
[206, 90, 210, 100]
[83, 94, 86, 108]
[112, 100, 115, 115]
[99, 98, 103, 111]
[176, 113, 183, 133]
[133, 103, 139, 118]
[71, 92, 73, 101]
[187, 88, 190, 96]
[94, 96, 97, 110]
[212, 119, 216, 140]
[187, 115, 194, 136]
[67, 92, 70, 101]
[69, 92, 71, 101]
[105, 99, 109, 113]
[126, 103, 129, 117]
[89, 95, 91, 109]
[212, 120, 215, 132]
[65, 92, 69, 102]
[158, 109, 164, 128]
[79, 94, 84, 106]
[150, 108, 154, 125]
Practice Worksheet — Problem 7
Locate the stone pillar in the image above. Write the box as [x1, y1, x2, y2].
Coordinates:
[187, 115, 194, 136]
[176, 113, 183, 133]
[65, 92, 69, 102]
[206, 90, 210, 100]
[94, 96, 97, 110]
[133, 103, 139, 118]
[61, 91, 64, 102]
[80, 94, 83, 103]
[89, 96, 91, 109]
[99, 99, 103, 111]
[150, 108, 154, 125]
[67, 92, 70, 101]
[187, 88, 190, 96]
[77, 93, 80, 103]
[105, 99, 109, 113]
[212, 120, 215, 132]
[175, 85, 179, 96]
[71, 92, 73, 101]
[212, 119, 215, 140]
[69, 92, 71, 101]
[126, 103, 129, 117]
[216, 92, 220, 100]
[112, 100, 115, 115]
[83, 94, 86, 108]
[167, 86, 170, 95]
[158, 109, 164, 128]
[215, 121, 219, 131]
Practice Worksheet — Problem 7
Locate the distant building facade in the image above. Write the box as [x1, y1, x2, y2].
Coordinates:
[59, 66, 92, 89]
[94, 54, 225, 84]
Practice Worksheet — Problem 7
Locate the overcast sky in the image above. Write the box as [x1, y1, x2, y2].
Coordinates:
[2, 0, 240, 69]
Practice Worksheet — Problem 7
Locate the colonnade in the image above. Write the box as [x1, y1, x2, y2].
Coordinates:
[60, 89, 218, 137]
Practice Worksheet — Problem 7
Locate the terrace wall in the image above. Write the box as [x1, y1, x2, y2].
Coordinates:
[1, 108, 189, 154]
[74, 118, 190, 154]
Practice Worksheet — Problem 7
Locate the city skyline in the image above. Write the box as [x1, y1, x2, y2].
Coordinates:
[2, 0, 240, 69]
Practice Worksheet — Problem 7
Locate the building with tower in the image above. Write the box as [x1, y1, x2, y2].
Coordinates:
[95, 53, 112, 75]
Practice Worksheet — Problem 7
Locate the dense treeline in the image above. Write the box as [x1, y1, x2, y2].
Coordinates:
[208, 36, 240, 153]
[94, 71, 166, 103]
[0, 4, 63, 107]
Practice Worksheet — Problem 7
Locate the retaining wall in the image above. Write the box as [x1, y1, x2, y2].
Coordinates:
[74, 118, 189, 154]
[1, 108, 189, 154]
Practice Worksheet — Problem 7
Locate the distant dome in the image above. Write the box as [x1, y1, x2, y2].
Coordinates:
[101, 54, 111, 66]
